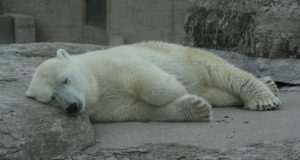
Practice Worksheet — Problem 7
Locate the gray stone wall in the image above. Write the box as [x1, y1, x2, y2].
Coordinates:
[82, 25, 108, 45]
[6, 14, 36, 43]
[2, 0, 84, 43]
[108, 0, 189, 44]
[1, 0, 190, 44]
[0, 15, 13, 43]
[0, 0, 3, 14]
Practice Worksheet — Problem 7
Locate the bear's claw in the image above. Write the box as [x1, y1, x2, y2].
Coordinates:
[260, 77, 279, 97]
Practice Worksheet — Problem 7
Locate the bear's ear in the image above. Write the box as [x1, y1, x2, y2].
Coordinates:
[56, 49, 71, 59]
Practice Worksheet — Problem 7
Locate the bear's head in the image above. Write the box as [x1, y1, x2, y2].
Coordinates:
[26, 49, 88, 115]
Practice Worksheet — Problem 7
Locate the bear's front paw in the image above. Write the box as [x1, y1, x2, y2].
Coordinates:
[245, 95, 281, 111]
[181, 95, 213, 121]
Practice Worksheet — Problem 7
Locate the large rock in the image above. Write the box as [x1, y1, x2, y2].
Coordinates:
[0, 43, 108, 160]
[185, 0, 300, 58]
[0, 93, 95, 160]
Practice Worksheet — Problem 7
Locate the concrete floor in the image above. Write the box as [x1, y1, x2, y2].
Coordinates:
[87, 91, 300, 152]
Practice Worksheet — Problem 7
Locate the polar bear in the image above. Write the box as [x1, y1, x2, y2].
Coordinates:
[25, 41, 280, 122]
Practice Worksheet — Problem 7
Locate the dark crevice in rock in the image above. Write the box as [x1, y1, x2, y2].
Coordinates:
[275, 81, 300, 88]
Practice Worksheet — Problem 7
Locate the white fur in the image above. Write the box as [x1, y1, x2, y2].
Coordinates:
[57, 49, 70, 59]
[26, 41, 281, 122]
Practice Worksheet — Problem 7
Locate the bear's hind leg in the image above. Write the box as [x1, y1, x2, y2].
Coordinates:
[121, 61, 213, 121]
[200, 87, 243, 107]
[153, 94, 213, 122]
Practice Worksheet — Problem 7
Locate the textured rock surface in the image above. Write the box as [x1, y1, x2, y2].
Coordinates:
[0, 94, 95, 160]
[0, 42, 109, 57]
[0, 43, 109, 160]
[54, 141, 300, 160]
[185, 0, 300, 58]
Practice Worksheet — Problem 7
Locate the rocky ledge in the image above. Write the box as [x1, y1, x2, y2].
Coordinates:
[54, 140, 300, 160]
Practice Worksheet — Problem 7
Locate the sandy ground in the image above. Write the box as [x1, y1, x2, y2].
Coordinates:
[87, 91, 300, 152]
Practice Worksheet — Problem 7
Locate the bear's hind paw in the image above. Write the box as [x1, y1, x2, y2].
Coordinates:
[181, 95, 213, 121]
[245, 96, 281, 111]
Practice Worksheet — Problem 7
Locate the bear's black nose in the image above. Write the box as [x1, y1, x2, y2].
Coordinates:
[66, 103, 78, 115]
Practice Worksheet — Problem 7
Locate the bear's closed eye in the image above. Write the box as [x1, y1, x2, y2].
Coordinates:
[63, 78, 71, 85]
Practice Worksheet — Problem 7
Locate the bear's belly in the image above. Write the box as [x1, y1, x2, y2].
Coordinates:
[88, 94, 155, 122]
